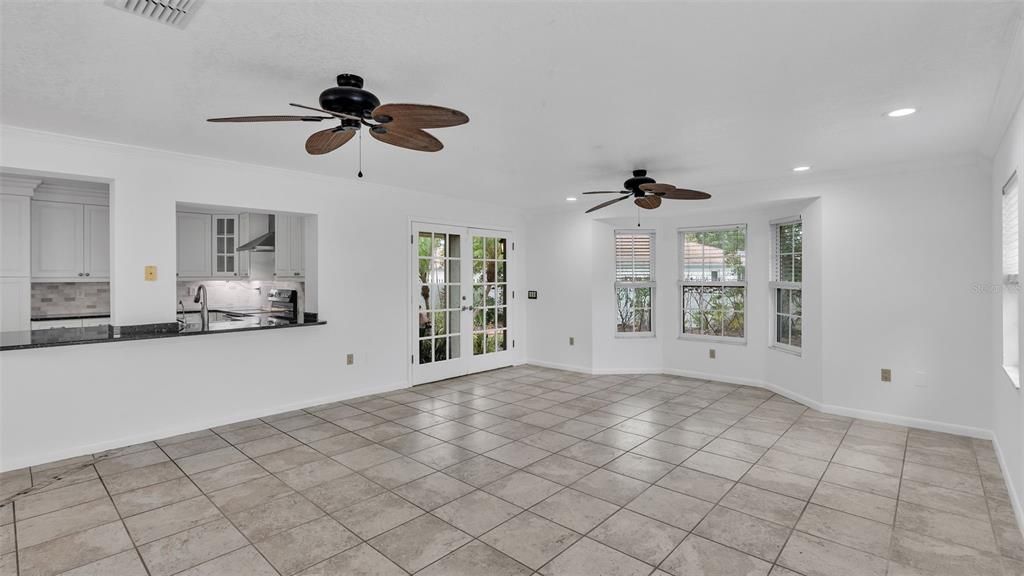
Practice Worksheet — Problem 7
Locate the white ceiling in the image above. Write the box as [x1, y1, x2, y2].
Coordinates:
[2, 1, 1022, 210]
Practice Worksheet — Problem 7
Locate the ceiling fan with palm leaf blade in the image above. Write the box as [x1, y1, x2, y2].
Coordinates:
[583, 169, 711, 214]
[207, 74, 469, 174]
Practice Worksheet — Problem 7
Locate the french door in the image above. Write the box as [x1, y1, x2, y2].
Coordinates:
[412, 222, 515, 384]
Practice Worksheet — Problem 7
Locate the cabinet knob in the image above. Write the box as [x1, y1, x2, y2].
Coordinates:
[78, 273, 84, 277]
[85, 273, 90, 277]
[294, 272, 299, 276]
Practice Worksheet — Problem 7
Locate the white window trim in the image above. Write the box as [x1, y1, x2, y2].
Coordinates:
[615, 229, 656, 337]
[1002, 171, 1021, 390]
[677, 224, 748, 344]
[770, 217, 803, 355]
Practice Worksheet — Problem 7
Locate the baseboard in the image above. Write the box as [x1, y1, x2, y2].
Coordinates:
[525, 359, 593, 374]
[991, 433, 1024, 540]
[0, 380, 409, 472]
[664, 368, 773, 389]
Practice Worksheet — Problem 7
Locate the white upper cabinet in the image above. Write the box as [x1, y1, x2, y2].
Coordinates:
[212, 215, 239, 277]
[32, 200, 84, 279]
[83, 205, 110, 279]
[0, 194, 32, 277]
[177, 212, 212, 279]
[274, 214, 305, 278]
[30, 200, 110, 280]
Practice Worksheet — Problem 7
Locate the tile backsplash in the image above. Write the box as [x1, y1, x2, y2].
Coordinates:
[176, 280, 304, 312]
[31, 282, 111, 318]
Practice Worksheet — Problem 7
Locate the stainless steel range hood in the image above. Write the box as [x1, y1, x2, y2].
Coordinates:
[237, 214, 275, 252]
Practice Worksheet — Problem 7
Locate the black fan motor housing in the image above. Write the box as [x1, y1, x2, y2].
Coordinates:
[624, 169, 656, 196]
[319, 75, 380, 119]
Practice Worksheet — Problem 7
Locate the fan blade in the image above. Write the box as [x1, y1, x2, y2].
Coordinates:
[662, 189, 712, 200]
[372, 104, 469, 128]
[370, 125, 443, 152]
[635, 196, 662, 209]
[638, 182, 675, 194]
[305, 127, 356, 155]
[582, 190, 629, 195]
[207, 115, 331, 122]
[585, 193, 632, 214]
[289, 103, 362, 121]
[639, 182, 712, 200]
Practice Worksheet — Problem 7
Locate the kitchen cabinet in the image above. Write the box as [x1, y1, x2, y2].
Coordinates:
[212, 215, 239, 278]
[31, 200, 83, 279]
[0, 194, 31, 277]
[30, 200, 109, 281]
[84, 205, 110, 279]
[274, 214, 305, 279]
[31, 316, 109, 329]
[0, 278, 30, 333]
[177, 212, 212, 279]
[237, 213, 251, 277]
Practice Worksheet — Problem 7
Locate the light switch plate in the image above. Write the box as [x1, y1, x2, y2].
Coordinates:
[346, 354, 354, 365]
[144, 265, 157, 281]
[709, 348, 716, 359]
[569, 337, 575, 346]
[881, 368, 892, 382]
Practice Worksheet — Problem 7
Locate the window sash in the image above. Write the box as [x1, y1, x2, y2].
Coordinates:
[1003, 172, 1019, 281]
[615, 230, 655, 335]
[678, 225, 747, 340]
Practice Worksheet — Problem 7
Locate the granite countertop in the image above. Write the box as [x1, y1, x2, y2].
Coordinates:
[1, 315, 325, 351]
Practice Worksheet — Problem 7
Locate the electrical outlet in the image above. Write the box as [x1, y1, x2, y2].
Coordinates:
[346, 354, 354, 366]
[569, 337, 575, 346]
[709, 348, 716, 359]
[881, 368, 892, 382]
[144, 265, 157, 281]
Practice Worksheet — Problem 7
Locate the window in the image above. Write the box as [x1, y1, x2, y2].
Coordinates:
[1003, 172, 1020, 387]
[679, 225, 746, 340]
[615, 230, 655, 335]
[771, 218, 803, 352]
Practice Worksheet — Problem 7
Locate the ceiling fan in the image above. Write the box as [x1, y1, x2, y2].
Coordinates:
[583, 169, 711, 213]
[207, 74, 469, 161]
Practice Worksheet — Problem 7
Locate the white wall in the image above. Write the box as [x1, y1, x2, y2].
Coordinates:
[527, 158, 993, 436]
[0, 126, 526, 470]
[521, 210, 594, 372]
[991, 78, 1024, 537]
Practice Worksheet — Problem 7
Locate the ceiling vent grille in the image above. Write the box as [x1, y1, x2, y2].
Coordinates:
[106, 0, 203, 29]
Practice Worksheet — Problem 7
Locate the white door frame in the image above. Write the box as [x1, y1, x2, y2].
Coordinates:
[409, 220, 518, 385]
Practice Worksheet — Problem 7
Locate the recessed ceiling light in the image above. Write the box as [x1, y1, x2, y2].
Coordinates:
[566, 197, 577, 202]
[792, 166, 811, 172]
[886, 107, 916, 118]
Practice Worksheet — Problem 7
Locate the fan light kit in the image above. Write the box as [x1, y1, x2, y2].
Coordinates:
[582, 169, 711, 214]
[207, 74, 469, 177]
[887, 107, 916, 118]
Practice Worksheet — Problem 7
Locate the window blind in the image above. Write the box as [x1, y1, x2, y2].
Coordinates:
[1004, 173, 1019, 281]
[615, 230, 655, 283]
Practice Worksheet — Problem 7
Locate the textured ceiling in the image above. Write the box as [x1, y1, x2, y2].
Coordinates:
[2, 1, 1021, 209]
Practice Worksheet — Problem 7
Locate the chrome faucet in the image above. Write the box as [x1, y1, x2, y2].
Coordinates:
[194, 284, 209, 329]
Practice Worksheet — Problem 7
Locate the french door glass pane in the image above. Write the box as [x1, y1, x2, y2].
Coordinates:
[417, 232, 462, 365]
[473, 233, 508, 356]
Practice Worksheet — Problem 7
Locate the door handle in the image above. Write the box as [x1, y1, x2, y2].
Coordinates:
[461, 305, 474, 312]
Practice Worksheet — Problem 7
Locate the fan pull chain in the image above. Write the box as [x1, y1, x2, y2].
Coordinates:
[357, 129, 364, 178]
[637, 205, 641, 228]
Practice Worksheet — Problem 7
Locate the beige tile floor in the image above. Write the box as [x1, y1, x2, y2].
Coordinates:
[1, 365, 1022, 576]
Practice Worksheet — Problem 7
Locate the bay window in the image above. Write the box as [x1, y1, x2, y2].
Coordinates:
[679, 225, 747, 340]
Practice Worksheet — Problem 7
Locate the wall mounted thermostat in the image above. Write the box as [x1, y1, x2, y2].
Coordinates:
[527, 290, 537, 299]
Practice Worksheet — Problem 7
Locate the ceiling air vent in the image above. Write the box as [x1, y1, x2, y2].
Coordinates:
[106, 0, 203, 29]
